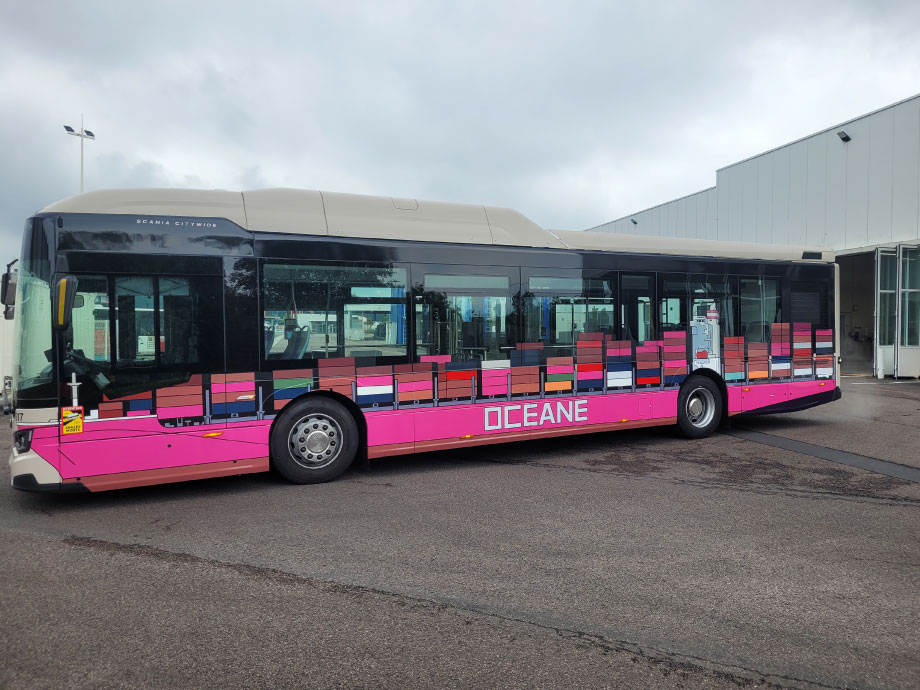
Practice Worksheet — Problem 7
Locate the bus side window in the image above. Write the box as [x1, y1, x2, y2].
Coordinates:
[416, 273, 512, 362]
[523, 275, 614, 356]
[261, 262, 407, 361]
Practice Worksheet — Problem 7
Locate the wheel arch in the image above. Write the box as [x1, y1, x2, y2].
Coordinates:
[680, 367, 729, 427]
[267, 390, 368, 468]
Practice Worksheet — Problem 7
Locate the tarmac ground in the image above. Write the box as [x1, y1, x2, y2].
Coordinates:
[1, 377, 918, 689]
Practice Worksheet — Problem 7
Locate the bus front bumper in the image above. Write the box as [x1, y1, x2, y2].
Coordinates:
[9, 446, 87, 493]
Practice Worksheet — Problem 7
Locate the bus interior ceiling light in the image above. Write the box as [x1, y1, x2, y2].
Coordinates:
[837, 131, 851, 142]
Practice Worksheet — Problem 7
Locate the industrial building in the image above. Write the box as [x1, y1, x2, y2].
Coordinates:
[590, 94, 920, 378]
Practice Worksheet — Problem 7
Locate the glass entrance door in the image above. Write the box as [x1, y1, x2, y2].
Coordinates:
[875, 248, 897, 377]
[895, 245, 920, 378]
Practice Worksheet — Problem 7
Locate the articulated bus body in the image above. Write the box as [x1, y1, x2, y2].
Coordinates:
[7, 189, 840, 492]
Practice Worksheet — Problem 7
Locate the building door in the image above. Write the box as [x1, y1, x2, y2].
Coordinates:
[895, 244, 920, 378]
[874, 248, 897, 377]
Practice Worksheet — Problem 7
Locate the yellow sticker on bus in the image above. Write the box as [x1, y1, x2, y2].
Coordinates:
[61, 406, 84, 435]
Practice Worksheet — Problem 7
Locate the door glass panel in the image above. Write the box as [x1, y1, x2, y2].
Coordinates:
[621, 274, 655, 343]
[880, 252, 897, 291]
[689, 274, 737, 337]
[115, 277, 155, 366]
[740, 278, 781, 342]
[70, 276, 110, 364]
[902, 291, 920, 347]
[903, 248, 920, 290]
[879, 292, 897, 346]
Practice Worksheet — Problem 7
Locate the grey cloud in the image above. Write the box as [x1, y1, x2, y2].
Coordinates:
[2, 0, 920, 271]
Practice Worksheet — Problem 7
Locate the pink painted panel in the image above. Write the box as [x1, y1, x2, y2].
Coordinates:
[663, 359, 687, 367]
[420, 355, 451, 363]
[58, 429, 264, 479]
[663, 345, 686, 353]
[357, 375, 392, 387]
[547, 365, 574, 375]
[741, 383, 788, 412]
[481, 385, 509, 395]
[211, 381, 254, 394]
[365, 411, 414, 446]
[788, 380, 835, 400]
[156, 405, 203, 418]
[727, 386, 743, 415]
[127, 410, 151, 417]
[397, 380, 433, 393]
[409, 390, 677, 443]
[576, 371, 601, 380]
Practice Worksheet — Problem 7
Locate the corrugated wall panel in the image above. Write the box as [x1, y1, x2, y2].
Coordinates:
[668, 200, 679, 237]
[788, 141, 808, 246]
[741, 161, 758, 243]
[706, 187, 718, 239]
[806, 135, 828, 246]
[718, 169, 732, 240]
[772, 146, 791, 245]
[867, 108, 894, 245]
[756, 155, 774, 243]
[844, 118, 870, 248]
[892, 98, 920, 243]
[674, 199, 687, 237]
[825, 131, 847, 248]
[686, 192, 698, 238]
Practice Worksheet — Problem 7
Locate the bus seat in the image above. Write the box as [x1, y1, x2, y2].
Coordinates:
[281, 326, 310, 360]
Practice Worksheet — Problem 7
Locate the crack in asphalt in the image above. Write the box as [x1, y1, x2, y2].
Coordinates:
[63, 534, 853, 690]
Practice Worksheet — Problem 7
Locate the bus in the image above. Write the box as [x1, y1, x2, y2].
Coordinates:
[4, 188, 840, 492]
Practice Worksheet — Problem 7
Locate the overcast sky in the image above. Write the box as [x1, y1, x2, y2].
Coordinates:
[2, 0, 919, 269]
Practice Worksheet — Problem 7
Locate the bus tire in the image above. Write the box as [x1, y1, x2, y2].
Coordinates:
[270, 397, 359, 484]
[677, 375, 722, 439]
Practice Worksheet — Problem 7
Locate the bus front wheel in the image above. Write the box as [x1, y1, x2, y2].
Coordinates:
[270, 397, 359, 484]
[677, 376, 723, 439]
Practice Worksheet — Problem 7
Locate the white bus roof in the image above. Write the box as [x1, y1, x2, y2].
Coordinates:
[41, 188, 834, 262]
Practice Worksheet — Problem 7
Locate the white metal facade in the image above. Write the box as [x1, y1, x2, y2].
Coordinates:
[591, 94, 920, 377]
[592, 94, 920, 252]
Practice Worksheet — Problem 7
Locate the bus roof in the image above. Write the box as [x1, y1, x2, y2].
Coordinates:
[41, 188, 834, 262]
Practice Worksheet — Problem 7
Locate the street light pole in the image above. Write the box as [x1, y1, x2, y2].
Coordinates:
[63, 115, 96, 193]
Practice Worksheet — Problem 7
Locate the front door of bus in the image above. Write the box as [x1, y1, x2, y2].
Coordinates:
[58, 271, 228, 479]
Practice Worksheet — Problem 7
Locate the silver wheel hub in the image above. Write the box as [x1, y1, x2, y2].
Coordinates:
[686, 387, 715, 428]
[288, 413, 342, 470]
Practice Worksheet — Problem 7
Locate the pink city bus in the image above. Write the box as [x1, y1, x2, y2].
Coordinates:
[5, 188, 840, 492]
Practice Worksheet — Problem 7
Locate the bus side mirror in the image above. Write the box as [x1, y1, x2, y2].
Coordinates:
[52, 275, 78, 331]
[1, 271, 14, 306]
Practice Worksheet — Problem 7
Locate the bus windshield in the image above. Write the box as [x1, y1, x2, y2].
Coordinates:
[13, 218, 56, 403]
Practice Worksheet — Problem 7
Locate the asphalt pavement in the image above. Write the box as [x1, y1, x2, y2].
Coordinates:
[1, 377, 918, 689]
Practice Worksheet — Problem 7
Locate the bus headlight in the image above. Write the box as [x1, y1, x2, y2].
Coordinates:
[13, 429, 32, 454]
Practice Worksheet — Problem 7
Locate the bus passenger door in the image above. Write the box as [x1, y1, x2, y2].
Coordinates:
[58, 271, 229, 479]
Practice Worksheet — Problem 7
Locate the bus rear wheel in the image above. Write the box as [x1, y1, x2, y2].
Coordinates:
[270, 397, 359, 484]
[677, 376, 723, 439]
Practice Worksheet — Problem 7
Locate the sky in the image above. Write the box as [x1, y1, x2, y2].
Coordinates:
[1, 0, 919, 270]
